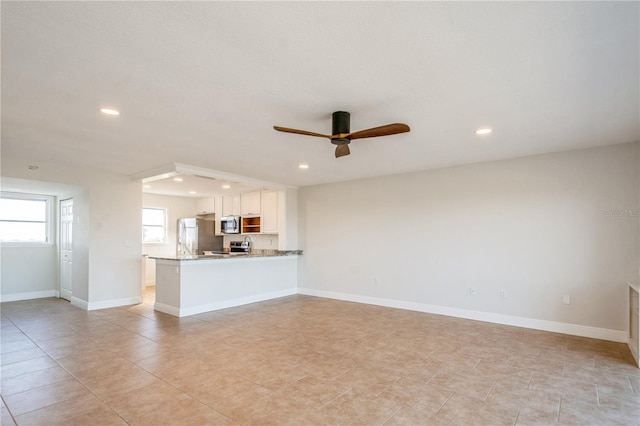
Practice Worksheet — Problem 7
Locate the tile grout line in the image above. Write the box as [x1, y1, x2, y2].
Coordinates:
[512, 410, 520, 426]
[557, 397, 563, 423]
[177, 387, 239, 426]
[525, 370, 533, 390]
[432, 391, 454, 417]
[483, 381, 497, 402]
[1, 394, 18, 426]
[316, 385, 354, 411]
[380, 405, 403, 425]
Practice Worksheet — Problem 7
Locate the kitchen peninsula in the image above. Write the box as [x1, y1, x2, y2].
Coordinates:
[150, 251, 301, 317]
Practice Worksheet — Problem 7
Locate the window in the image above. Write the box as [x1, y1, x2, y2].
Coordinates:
[142, 207, 167, 244]
[0, 192, 53, 245]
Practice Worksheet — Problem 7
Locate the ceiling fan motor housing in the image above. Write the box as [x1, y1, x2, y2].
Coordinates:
[332, 111, 350, 145]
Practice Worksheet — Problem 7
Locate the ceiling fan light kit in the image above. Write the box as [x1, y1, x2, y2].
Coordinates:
[274, 111, 410, 158]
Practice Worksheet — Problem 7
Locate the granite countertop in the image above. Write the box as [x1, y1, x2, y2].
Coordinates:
[149, 249, 302, 261]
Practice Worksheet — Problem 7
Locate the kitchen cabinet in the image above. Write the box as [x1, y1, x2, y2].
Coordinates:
[153, 255, 298, 317]
[261, 190, 278, 233]
[242, 216, 261, 234]
[241, 191, 261, 216]
[214, 196, 223, 235]
[196, 197, 215, 215]
[222, 195, 240, 216]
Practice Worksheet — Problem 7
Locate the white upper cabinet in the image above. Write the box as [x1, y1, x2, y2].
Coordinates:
[240, 191, 261, 216]
[196, 197, 215, 215]
[222, 194, 241, 216]
[214, 196, 223, 235]
[261, 190, 278, 234]
[232, 195, 241, 216]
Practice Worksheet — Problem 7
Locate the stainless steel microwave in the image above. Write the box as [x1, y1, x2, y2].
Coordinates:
[220, 216, 240, 234]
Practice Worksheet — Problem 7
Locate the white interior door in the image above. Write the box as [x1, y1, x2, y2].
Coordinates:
[59, 199, 73, 301]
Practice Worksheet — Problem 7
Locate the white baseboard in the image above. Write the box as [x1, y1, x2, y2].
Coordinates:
[71, 296, 88, 310]
[157, 288, 297, 317]
[154, 302, 180, 317]
[0, 290, 59, 302]
[86, 296, 143, 311]
[297, 288, 628, 343]
[629, 339, 639, 367]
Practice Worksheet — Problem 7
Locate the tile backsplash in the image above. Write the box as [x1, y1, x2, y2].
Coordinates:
[223, 234, 278, 250]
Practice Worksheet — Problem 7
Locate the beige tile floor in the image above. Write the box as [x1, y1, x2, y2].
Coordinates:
[1, 288, 639, 425]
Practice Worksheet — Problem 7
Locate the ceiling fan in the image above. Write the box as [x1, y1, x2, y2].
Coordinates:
[274, 111, 410, 158]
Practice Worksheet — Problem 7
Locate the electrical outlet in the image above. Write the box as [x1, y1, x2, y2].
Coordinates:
[500, 288, 507, 299]
[563, 294, 571, 305]
[469, 287, 477, 296]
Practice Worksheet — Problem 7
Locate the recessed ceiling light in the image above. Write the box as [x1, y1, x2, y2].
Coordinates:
[298, 164, 309, 169]
[100, 108, 120, 116]
[222, 184, 231, 189]
[143, 185, 151, 189]
[173, 177, 183, 182]
[189, 191, 197, 195]
[475, 128, 492, 135]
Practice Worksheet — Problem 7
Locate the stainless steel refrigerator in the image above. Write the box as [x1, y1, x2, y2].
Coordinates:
[177, 218, 223, 256]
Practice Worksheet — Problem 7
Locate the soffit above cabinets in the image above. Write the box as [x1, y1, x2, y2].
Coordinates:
[142, 174, 261, 198]
[134, 163, 293, 198]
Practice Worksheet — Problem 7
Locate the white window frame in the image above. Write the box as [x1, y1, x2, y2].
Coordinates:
[142, 207, 168, 244]
[0, 192, 54, 247]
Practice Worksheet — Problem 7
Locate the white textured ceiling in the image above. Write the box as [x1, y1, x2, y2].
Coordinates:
[2, 2, 638, 188]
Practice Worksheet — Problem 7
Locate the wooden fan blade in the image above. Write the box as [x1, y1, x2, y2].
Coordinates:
[273, 126, 331, 139]
[335, 144, 350, 158]
[348, 123, 410, 140]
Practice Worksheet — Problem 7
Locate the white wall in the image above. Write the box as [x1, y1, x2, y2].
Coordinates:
[0, 180, 87, 301]
[87, 180, 142, 305]
[67, 188, 91, 302]
[1, 157, 142, 308]
[0, 246, 58, 298]
[141, 193, 197, 288]
[142, 193, 197, 258]
[298, 143, 639, 338]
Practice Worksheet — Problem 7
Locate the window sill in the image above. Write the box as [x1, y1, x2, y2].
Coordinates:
[0, 242, 55, 248]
